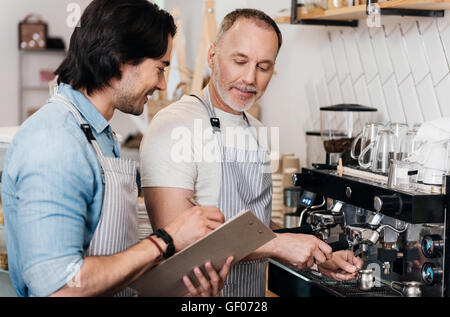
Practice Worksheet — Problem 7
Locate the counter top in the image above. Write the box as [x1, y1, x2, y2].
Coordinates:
[0, 270, 16, 297]
[0, 126, 19, 144]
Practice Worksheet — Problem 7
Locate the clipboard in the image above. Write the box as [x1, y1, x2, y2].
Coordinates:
[130, 210, 276, 297]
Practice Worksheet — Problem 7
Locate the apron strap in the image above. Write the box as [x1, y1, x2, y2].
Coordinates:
[190, 94, 221, 134]
[191, 86, 260, 148]
[48, 94, 104, 158]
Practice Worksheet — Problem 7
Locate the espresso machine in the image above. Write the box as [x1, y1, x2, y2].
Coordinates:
[268, 167, 449, 297]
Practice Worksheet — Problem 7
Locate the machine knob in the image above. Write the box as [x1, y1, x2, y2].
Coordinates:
[292, 174, 299, 186]
[373, 195, 402, 214]
[345, 187, 352, 198]
[421, 262, 443, 285]
[421, 235, 444, 258]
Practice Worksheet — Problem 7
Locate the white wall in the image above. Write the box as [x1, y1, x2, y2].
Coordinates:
[0, 0, 92, 126]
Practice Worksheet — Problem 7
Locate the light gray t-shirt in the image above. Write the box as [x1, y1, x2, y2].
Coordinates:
[139, 94, 267, 207]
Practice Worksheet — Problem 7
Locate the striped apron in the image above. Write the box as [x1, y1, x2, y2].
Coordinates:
[49, 94, 138, 297]
[192, 87, 273, 297]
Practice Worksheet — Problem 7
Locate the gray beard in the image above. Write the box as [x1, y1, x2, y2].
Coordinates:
[211, 64, 256, 113]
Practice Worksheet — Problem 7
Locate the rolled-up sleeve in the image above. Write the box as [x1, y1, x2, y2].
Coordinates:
[7, 127, 98, 296]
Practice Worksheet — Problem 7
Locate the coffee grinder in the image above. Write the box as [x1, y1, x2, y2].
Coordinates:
[320, 104, 377, 166]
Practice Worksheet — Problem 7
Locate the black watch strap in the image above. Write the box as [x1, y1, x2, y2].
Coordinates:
[155, 229, 175, 259]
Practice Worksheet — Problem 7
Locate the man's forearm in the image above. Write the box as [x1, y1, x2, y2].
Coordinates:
[240, 234, 279, 262]
[240, 221, 283, 261]
[50, 238, 165, 297]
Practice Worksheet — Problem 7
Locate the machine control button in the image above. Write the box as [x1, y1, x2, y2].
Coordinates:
[421, 235, 444, 258]
[374, 197, 383, 212]
[346, 187, 352, 198]
[373, 194, 402, 214]
[421, 262, 443, 285]
[291, 174, 298, 186]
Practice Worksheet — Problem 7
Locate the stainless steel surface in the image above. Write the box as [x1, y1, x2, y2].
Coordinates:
[357, 269, 376, 291]
[346, 186, 352, 198]
[284, 213, 300, 229]
[280, 266, 401, 297]
[298, 196, 326, 227]
[284, 187, 302, 207]
[391, 281, 422, 297]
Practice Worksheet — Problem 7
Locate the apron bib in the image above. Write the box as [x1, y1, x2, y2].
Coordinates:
[191, 87, 273, 297]
[49, 94, 138, 297]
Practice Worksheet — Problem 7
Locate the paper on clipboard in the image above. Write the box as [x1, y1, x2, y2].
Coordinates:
[130, 210, 276, 297]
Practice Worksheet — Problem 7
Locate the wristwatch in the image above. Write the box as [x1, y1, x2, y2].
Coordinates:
[155, 228, 175, 259]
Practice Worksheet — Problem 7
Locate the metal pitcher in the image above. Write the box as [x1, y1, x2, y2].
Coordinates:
[391, 281, 422, 297]
[357, 269, 376, 291]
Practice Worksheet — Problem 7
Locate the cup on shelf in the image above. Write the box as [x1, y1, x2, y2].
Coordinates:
[388, 122, 409, 153]
[419, 140, 450, 186]
[400, 129, 423, 161]
[351, 122, 384, 165]
[387, 159, 419, 190]
[359, 129, 397, 173]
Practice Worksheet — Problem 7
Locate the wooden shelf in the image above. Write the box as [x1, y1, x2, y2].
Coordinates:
[19, 49, 66, 54]
[22, 85, 49, 90]
[295, 0, 450, 21]
[274, 16, 291, 24]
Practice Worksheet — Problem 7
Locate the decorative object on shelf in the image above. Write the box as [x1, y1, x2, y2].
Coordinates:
[18, 14, 47, 50]
[274, 8, 291, 23]
[39, 70, 56, 86]
[46, 37, 65, 50]
[328, 0, 345, 9]
[299, 0, 326, 15]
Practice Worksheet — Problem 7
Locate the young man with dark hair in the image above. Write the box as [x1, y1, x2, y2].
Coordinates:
[1, 0, 232, 297]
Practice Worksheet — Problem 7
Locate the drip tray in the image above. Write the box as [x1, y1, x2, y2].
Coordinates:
[298, 270, 400, 297]
[268, 260, 401, 297]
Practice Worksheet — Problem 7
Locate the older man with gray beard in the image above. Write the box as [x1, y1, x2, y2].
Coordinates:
[140, 8, 363, 297]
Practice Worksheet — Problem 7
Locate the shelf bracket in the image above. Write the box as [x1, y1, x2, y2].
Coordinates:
[290, 0, 359, 27]
[366, 0, 445, 17]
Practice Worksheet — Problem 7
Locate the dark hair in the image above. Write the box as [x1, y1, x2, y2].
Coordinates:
[55, 0, 176, 95]
[215, 8, 282, 53]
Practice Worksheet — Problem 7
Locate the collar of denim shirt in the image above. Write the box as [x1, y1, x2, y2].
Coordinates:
[57, 83, 110, 134]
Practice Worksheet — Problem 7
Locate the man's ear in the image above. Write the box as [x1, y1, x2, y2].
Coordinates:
[207, 43, 216, 69]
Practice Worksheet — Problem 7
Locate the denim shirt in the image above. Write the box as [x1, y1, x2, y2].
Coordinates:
[1, 83, 121, 297]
